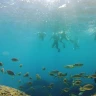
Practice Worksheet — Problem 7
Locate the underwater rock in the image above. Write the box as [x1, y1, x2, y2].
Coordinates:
[0, 85, 30, 96]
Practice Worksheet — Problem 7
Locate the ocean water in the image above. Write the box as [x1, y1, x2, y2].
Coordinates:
[0, 0, 96, 96]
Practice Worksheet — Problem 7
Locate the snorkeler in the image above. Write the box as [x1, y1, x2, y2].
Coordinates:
[94, 32, 96, 40]
[37, 32, 46, 41]
[91, 27, 96, 40]
[51, 32, 60, 52]
[58, 31, 69, 48]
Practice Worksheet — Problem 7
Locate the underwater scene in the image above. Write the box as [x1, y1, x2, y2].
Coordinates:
[0, 0, 96, 96]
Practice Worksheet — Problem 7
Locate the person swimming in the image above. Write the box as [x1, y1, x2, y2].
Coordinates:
[93, 27, 96, 40]
[58, 31, 69, 48]
[94, 32, 96, 40]
[51, 32, 60, 52]
[37, 32, 46, 41]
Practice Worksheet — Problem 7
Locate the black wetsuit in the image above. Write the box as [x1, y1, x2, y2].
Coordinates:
[59, 32, 67, 48]
[52, 34, 60, 52]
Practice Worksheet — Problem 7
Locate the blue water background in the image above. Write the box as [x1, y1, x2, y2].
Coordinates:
[0, 0, 96, 95]
[0, 21, 96, 87]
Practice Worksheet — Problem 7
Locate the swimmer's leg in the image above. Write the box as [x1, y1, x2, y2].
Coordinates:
[60, 40, 65, 48]
[56, 42, 60, 52]
[52, 41, 56, 48]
